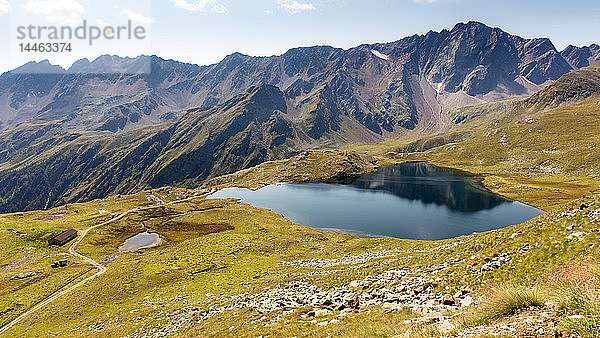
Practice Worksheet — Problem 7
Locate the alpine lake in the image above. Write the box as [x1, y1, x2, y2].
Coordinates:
[208, 163, 544, 240]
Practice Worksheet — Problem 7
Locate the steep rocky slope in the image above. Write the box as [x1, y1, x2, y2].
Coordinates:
[404, 63, 600, 208]
[0, 84, 298, 212]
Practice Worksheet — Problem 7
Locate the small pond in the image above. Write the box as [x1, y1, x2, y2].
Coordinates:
[118, 232, 163, 252]
[207, 163, 544, 240]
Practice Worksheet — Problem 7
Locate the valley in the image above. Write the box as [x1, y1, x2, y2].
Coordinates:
[0, 20, 599, 338]
[1, 144, 599, 336]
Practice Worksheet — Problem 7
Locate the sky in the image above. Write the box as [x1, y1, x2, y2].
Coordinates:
[0, 0, 599, 73]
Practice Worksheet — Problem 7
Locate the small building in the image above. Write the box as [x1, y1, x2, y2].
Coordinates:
[49, 229, 78, 246]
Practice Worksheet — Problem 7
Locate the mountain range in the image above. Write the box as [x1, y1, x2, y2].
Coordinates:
[0, 21, 598, 212]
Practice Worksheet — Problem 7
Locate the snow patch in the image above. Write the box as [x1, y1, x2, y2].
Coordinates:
[436, 82, 443, 94]
[371, 50, 389, 61]
[426, 77, 444, 94]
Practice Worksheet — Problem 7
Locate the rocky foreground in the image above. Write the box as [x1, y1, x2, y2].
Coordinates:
[127, 238, 556, 337]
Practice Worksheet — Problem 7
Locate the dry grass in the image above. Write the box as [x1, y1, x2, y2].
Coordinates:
[549, 261, 600, 337]
[556, 285, 600, 337]
[547, 259, 599, 285]
[461, 285, 547, 326]
[401, 323, 442, 338]
[453, 261, 600, 336]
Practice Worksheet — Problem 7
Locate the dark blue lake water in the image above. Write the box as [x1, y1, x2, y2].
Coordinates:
[207, 163, 544, 240]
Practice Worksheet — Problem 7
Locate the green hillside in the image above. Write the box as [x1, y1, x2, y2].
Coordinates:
[0, 84, 299, 212]
[527, 61, 600, 108]
[1, 62, 600, 337]
[1, 148, 599, 337]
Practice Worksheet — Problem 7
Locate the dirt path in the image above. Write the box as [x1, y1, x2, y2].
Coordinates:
[0, 193, 206, 336]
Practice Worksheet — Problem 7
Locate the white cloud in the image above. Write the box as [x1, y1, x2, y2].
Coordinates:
[211, 3, 227, 14]
[414, 0, 440, 3]
[277, 0, 315, 14]
[264, 9, 274, 15]
[122, 9, 154, 24]
[96, 19, 109, 25]
[22, 0, 84, 25]
[172, 0, 228, 14]
[0, 0, 11, 14]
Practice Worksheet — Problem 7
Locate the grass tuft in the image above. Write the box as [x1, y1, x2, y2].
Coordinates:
[462, 285, 546, 326]
[551, 262, 600, 337]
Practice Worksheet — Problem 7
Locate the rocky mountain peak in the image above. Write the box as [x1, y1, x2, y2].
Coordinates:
[450, 20, 494, 34]
[561, 44, 600, 69]
[0, 22, 595, 213]
[10, 60, 66, 75]
[224, 83, 288, 119]
[67, 58, 91, 73]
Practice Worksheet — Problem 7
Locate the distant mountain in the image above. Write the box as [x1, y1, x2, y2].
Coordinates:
[561, 44, 600, 69]
[527, 61, 600, 108]
[0, 55, 205, 133]
[0, 21, 584, 139]
[0, 21, 596, 212]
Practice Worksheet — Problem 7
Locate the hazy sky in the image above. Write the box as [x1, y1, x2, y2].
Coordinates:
[0, 0, 598, 72]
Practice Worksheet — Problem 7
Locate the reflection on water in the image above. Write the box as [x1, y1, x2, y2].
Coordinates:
[350, 163, 507, 212]
[208, 163, 544, 240]
[118, 232, 163, 252]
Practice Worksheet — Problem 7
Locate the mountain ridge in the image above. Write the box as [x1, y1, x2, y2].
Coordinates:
[0, 21, 598, 212]
[0, 83, 299, 212]
[1, 21, 592, 137]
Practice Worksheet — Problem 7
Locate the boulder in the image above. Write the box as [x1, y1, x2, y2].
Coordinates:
[460, 296, 474, 307]
[441, 294, 458, 306]
[438, 319, 455, 334]
[10, 272, 37, 280]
